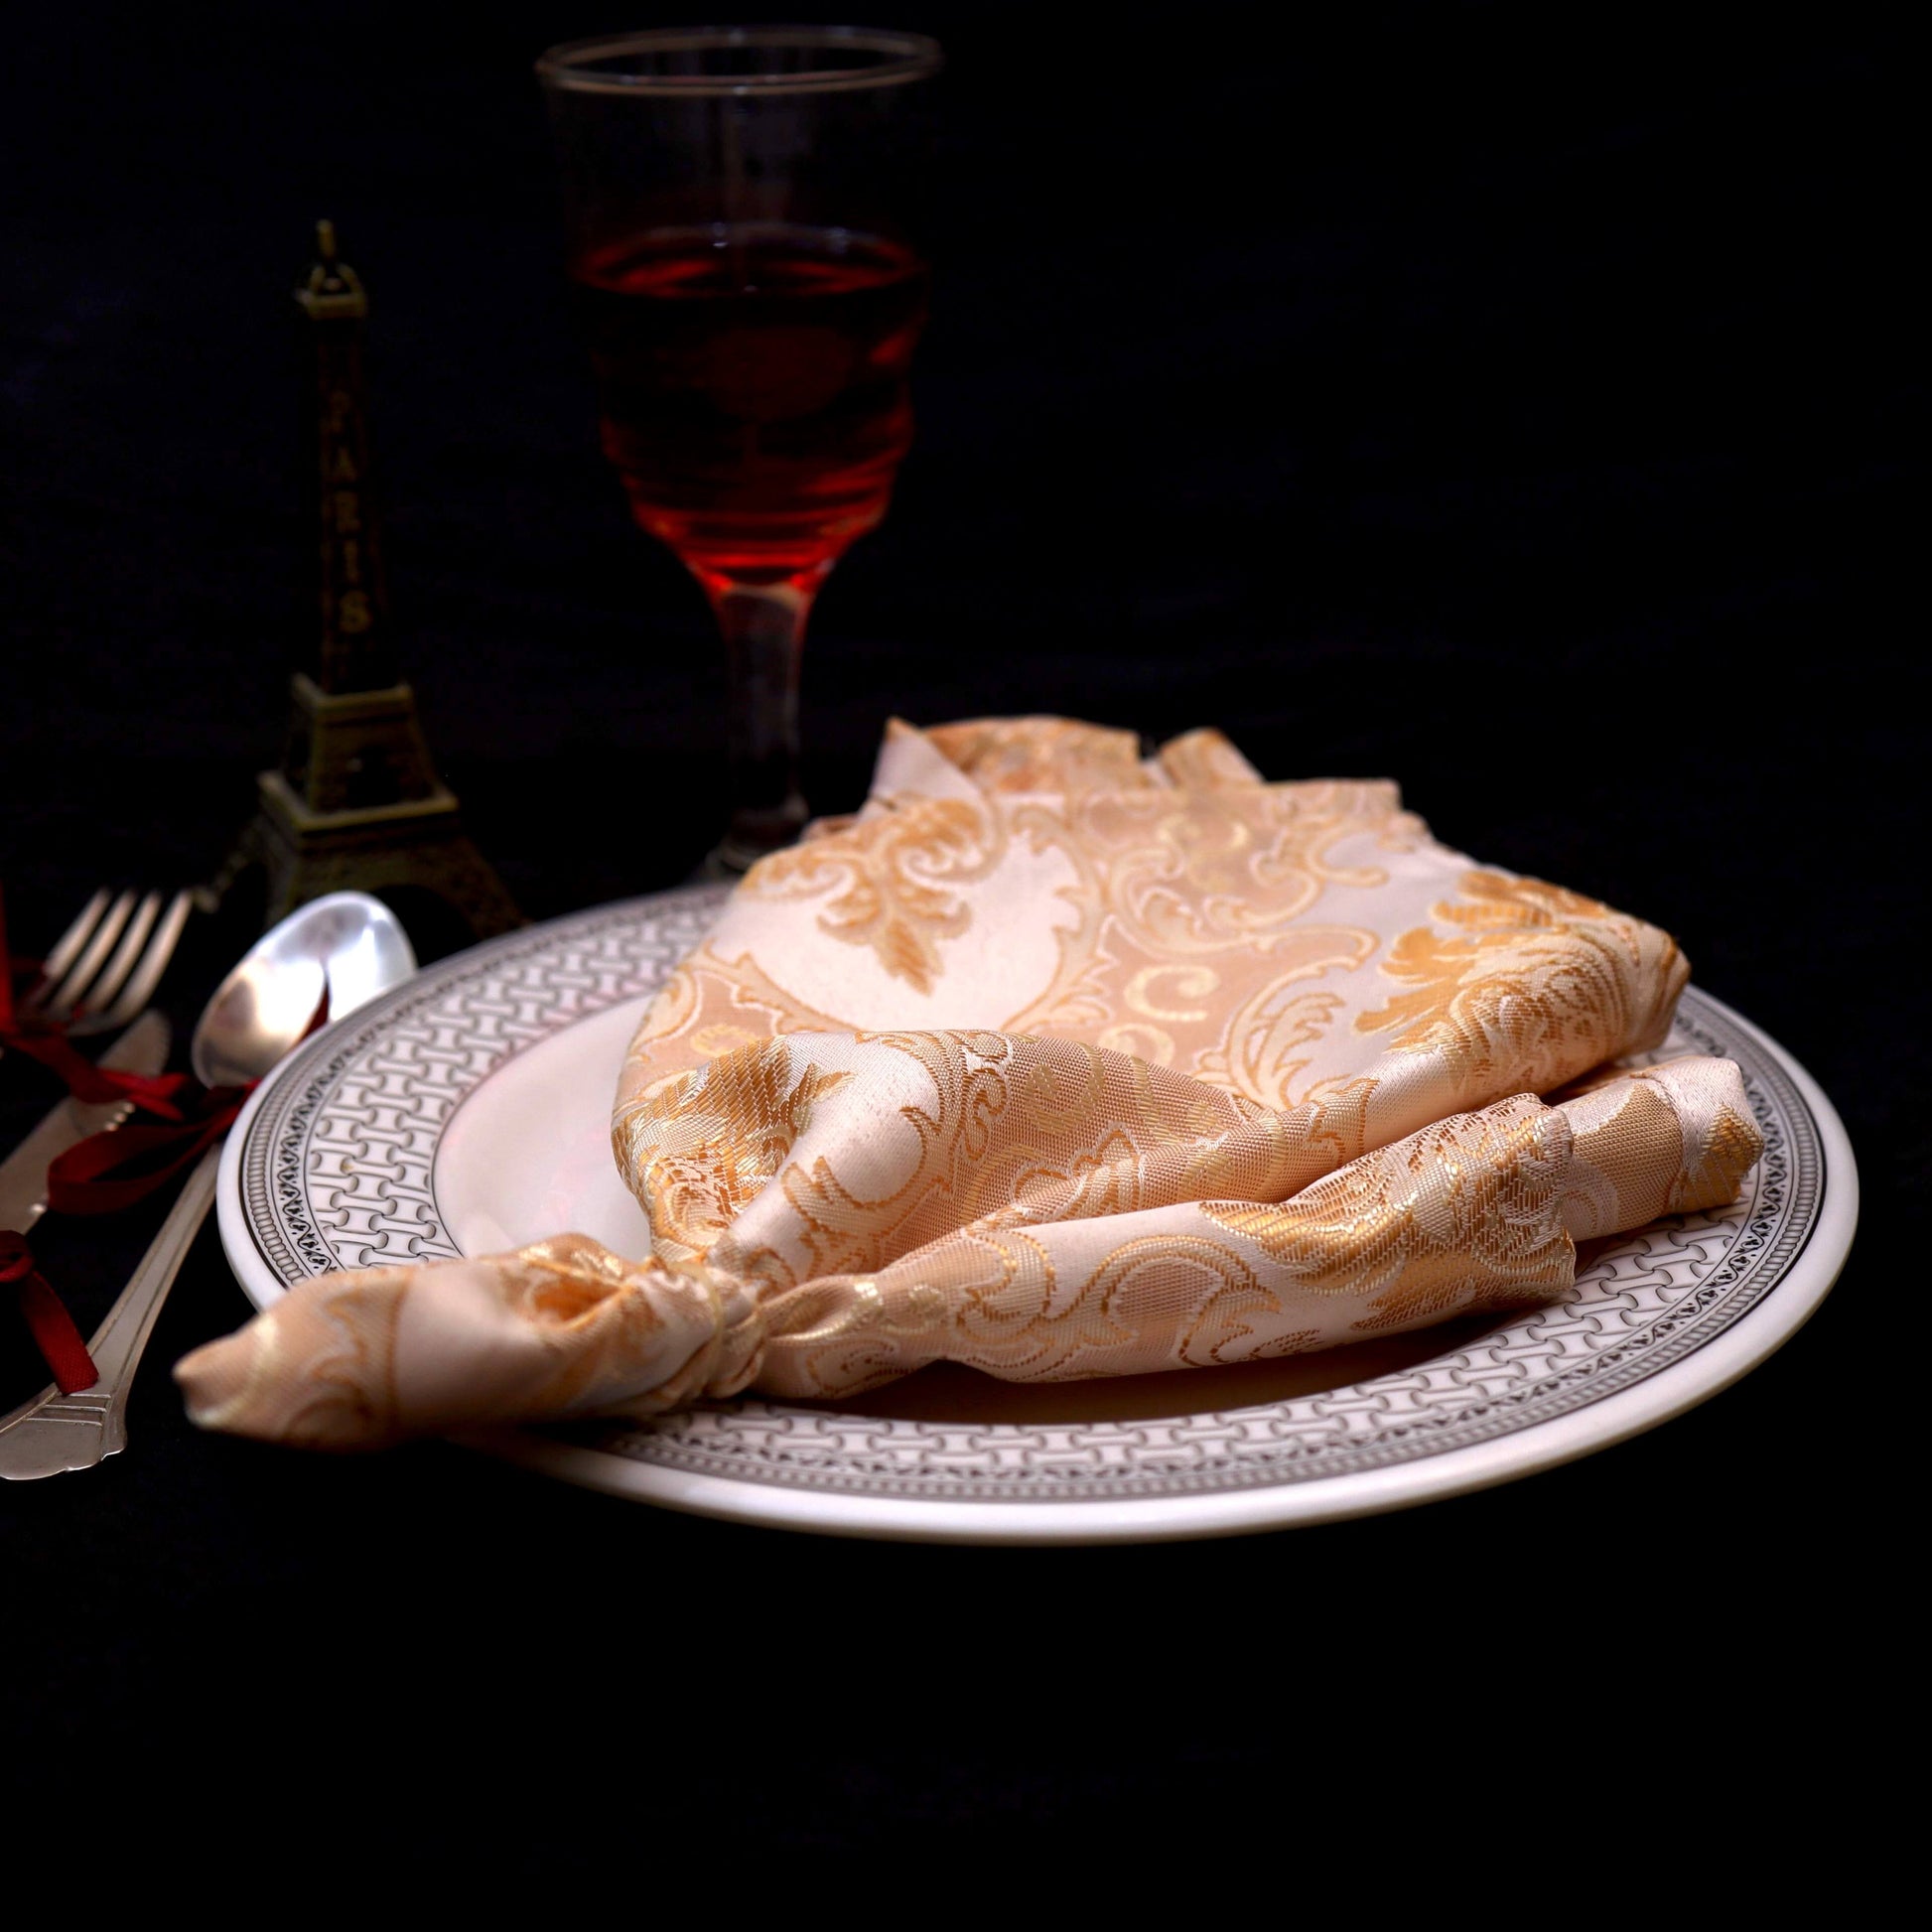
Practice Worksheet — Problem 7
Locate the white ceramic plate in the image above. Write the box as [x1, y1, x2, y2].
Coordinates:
[217, 886, 1857, 1543]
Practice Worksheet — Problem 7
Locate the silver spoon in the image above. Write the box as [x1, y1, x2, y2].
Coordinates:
[0, 893, 415, 1477]
[193, 892, 415, 1088]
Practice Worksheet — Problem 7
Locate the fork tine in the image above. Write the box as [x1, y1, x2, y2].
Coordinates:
[32, 889, 111, 990]
[31, 890, 137, 1023]
[85, 891, 193, 1033]
[80, 890, 162, 1019]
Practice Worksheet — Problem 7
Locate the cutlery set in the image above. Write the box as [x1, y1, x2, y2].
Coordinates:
[0, 888, 414, 1479]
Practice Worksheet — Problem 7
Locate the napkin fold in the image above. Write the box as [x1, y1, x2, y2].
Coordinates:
[178, 717, 1763, 1449]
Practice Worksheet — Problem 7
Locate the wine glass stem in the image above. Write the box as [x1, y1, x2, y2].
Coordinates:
[702, 569, 825, 871]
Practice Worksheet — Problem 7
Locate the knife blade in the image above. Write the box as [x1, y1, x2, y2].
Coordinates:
[0, 1011, 173, 1233]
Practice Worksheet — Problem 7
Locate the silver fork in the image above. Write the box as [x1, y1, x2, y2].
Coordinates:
[11, 889, 195, 1038]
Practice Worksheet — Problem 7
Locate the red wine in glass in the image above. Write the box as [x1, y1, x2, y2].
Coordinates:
[539, 26, 943, 871]
[570, 223, 930, 586]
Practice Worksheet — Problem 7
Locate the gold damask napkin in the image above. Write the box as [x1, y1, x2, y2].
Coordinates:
[177, 717, 1762, 1448]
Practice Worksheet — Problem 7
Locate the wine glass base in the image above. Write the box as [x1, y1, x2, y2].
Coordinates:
[703, 799, 810, 879]
[697, 841, 756, 882]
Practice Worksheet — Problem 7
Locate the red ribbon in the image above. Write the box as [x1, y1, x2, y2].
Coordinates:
[45, 1091, 252, 1214]
[3, 881, 263, 1393]
[0, 1231, 97, 1394]
[42, 983, 345, 1214]
[0, 1027, 192, 1119]
[3, 879, 337, 1392]
[1, 880, 267, 1212]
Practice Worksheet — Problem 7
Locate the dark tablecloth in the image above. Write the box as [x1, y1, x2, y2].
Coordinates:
[2, 2, 1915, 1860]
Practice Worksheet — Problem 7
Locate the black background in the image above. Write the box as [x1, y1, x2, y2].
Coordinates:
[2, 1, 1918, 1861]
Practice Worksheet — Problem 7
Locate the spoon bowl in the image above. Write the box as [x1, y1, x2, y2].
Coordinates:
[192, 893, 416, 1089]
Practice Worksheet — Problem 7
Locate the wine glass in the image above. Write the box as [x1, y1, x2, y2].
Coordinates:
[536, 26, 943, 873]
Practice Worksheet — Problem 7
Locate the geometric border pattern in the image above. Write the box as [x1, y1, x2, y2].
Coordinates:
[236, 889, 1822, 1506]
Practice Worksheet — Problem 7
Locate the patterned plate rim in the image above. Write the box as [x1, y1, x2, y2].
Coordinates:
[214, 889, 1859, 1543]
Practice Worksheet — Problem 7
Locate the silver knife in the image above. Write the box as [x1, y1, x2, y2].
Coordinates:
[0, 1011, 173, 1232]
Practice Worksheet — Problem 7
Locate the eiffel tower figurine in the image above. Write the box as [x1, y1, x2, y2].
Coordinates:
[227, 219, 521, 937]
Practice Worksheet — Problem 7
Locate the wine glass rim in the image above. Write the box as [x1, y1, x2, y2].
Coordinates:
[535, 25, 944, 97]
